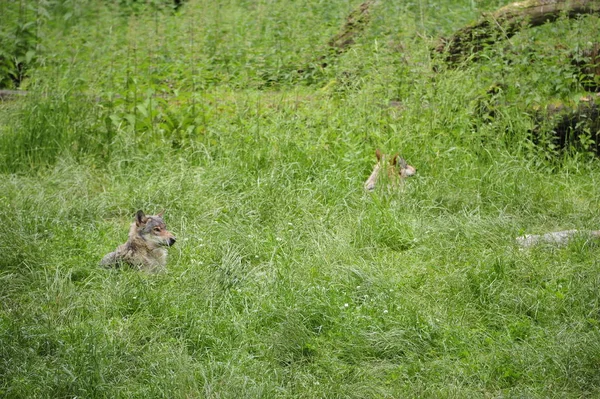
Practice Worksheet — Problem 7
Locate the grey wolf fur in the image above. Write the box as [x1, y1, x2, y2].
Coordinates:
[516, 229, 600, 248]
[364, 149, 416, 191]
[100, 210, 176, 273]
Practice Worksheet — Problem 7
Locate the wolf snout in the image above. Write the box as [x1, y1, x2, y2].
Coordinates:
[168, 237, 176, 246]
[402, 165, 417, 177]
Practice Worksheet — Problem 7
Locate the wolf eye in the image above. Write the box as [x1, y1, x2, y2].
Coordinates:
[154, 227, 161, 232]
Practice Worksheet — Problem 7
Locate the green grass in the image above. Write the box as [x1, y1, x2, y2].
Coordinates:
[1, 0, 600, 397]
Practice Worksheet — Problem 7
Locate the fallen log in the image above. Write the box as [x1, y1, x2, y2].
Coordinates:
[0, 90, 28, 101]
[434, 0, 600, 65]
[516, 229, 600, 247]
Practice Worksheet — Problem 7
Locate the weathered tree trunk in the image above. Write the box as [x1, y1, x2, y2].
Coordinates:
[434, 0, 600, 65]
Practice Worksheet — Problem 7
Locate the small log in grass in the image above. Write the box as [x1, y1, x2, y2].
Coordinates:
[516, 229, 600, 247]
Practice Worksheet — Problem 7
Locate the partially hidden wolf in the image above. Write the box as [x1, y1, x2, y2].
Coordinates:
[364, 149, 416, 191]
[100, 210, 176, 273]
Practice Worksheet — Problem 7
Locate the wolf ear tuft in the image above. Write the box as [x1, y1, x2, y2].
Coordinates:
[136, 210, 147, 226]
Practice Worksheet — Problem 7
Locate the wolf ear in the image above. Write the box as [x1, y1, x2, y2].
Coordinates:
[390, 153, 399, 166]
[398, 157, 408, 169]
[375, 148, 382, 162]
[157, 210, 165, 218]
[136, 210, 147, 226]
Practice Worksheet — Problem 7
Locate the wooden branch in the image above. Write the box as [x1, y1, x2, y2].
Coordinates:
[434, 0, 600, 65]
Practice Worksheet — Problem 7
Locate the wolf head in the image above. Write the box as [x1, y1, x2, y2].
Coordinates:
[365, 149, 416, 191]
[134, 210, 176, 248]
[386, 151, 416, 178]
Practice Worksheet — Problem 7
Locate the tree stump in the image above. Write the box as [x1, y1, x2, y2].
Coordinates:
[531, 95, 600, 155]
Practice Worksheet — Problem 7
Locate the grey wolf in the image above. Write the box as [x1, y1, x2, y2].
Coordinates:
[364, 149, 416, 191]
[516, 229, 600, 248]
[100, 210, 176, 273]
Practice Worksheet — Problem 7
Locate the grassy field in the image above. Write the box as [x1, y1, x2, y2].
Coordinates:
[1, 0, 600, 397]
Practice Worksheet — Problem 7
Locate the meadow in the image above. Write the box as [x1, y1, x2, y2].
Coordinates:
[1, 0, 600, 397]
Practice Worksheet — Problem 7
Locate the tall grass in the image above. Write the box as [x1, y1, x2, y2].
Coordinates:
[1, 0, 600, 397]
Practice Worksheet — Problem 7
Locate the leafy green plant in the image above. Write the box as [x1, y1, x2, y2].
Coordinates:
[0, 4, 41, 88]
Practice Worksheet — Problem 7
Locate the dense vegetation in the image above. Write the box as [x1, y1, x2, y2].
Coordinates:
[1, 0, 599, 397]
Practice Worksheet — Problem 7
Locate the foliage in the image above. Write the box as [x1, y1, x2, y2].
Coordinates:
[0, 1, 43, 88]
